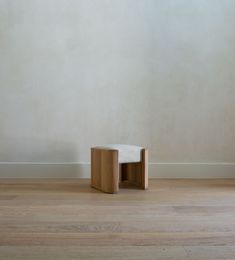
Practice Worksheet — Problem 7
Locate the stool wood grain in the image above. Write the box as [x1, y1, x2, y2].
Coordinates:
[91, 147, 148, 193]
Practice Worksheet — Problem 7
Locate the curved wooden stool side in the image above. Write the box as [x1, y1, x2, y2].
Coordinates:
[91, 148, 119, 194]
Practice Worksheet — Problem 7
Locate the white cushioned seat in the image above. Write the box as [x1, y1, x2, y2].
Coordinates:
[94, 144, 143, 163]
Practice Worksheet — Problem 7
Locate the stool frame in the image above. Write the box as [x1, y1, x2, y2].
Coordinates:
[91, 147, 148, 193]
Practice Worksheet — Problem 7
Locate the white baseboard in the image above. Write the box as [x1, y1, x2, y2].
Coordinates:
[0, 162, 235, 178]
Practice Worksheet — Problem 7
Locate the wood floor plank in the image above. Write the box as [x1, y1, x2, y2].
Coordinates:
[1, 232, 235, 246]
[0, 179, 235, 259]
[0, 246, 188, 260]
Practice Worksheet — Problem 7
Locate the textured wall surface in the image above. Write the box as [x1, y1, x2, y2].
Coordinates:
[0, 0, 235, 163]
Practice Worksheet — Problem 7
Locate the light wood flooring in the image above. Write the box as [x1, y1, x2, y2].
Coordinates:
[0, 179, 235, 259]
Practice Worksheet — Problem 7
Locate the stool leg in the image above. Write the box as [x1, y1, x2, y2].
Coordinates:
[140, 149, 148, 189]
[119, 149, 148, 189]
[91, 148, 119, 194]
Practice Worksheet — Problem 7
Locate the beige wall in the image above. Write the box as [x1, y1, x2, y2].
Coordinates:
[0, 0, 235, 164]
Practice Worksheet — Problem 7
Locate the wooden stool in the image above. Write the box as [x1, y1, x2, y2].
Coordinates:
[91, 144, 148, 193]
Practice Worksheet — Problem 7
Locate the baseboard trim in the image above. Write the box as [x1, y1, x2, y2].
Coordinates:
[0, 162, 235, 178]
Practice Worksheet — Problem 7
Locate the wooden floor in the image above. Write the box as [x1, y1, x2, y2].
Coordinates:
[0, 179, 235, 259]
